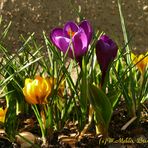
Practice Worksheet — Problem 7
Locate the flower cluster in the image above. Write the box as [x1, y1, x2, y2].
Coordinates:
[50, 20, 118, 84]
[22, 20, 119, 104]
[1, 19, 146, 143]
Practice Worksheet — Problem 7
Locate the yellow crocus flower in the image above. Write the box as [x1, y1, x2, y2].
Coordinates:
[23, 76, 52, 104]
[0, 108, 7, 123]
[131, 52, 148, 74]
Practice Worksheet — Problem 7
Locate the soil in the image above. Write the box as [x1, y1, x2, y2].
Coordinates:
[0, 101, 147, 148]
[0, 0, 148, 53]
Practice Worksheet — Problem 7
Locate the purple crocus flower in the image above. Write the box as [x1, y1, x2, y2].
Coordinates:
[96, 35, 118, 86]
[50, 20, 92, 66]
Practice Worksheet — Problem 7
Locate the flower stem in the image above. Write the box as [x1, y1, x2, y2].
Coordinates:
[32, 105, 46, 145]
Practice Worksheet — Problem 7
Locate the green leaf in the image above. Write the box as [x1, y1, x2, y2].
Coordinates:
[4, 90, 17, 142]
[89, 83, 112, 128]
[45, 106, 53, 132]
[80, 57, 88, 114]
[118, 0, 131, 65]
[107, 90, 121, 109]
[141, 94, 148, 104]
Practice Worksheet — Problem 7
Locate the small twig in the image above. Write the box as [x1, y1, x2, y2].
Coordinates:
[121, 116, 137, 130]
[142, 104, 148, 112]
[78, 104, 94, 141]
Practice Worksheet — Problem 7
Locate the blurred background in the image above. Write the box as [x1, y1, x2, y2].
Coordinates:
[0, 0, 148, 53]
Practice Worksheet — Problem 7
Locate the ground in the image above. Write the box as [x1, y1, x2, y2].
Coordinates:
[0, 0, 148, 53]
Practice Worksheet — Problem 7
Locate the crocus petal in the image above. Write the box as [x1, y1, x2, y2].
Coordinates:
[100, 35, 118, 58]
[44, 78, 52, 98]
[50, 28, 63, 43]
[135, 53, 148, 74]
[57, 37, 71, 53]
[100, 35, 110, 43]
[52, 35, 70, 53]
[33, 76, 49, 104]
[72, 28, 88, 58]
[79, 20, 93, 44]
[33, 79, 43, 100]
[50, 28, 69, 48]
[50, 28, 70, 51]
[96, 40, 112, 73]
[23, 86, 38, 104]
[63, 21, 79, 38]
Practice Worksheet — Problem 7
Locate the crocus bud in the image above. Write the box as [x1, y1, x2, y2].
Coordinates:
[96, 35, 118, 86]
